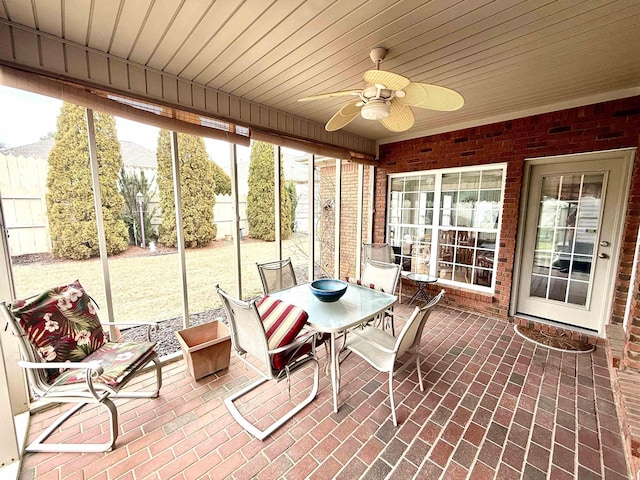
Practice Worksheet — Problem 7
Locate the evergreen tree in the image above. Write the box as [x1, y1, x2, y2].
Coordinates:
[246, 141, 291, 241]
[211, 161, 231, 195]
[46, 103, 128, 259]
[156, 131, 217, 247]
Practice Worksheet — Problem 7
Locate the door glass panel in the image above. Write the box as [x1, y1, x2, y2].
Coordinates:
[529, 173, 604, 306]
[568, 281, 588, 305]
[529, 275, 548, 298]
[548, 277, 567, 302]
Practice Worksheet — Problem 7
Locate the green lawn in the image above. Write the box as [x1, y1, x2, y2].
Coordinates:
[11, 235, 311, 324]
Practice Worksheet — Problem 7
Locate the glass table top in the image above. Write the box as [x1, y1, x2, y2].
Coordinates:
[269, 282, 397, 333]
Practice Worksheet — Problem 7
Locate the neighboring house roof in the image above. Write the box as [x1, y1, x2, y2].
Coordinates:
[0, 138, 156, 168]
[1, 137, 55, 159]
[284, 153, 310, 184]
[120, 141, 156, 168]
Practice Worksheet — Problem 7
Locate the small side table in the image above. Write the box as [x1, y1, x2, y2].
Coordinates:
[405, 273, 438, 305]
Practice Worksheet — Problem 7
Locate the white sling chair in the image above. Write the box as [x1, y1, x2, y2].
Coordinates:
[256, 257, 297, 294]
[344, 289, 445, 426]
[217, 286, 320, 440]
[352, 259, 402, 334]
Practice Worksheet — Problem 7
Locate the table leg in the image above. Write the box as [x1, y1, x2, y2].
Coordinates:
[407, 281, 422, 305]
[408, 281, 431, 305]
[330, 332, 339, 413]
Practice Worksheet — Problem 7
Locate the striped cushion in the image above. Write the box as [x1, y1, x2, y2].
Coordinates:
[345, 276, 385, 292]
[257, 296, 309, 370]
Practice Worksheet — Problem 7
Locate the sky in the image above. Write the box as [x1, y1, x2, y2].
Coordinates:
[0, 85, 249, 169]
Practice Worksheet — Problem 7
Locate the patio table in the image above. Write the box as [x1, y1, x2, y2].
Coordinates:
[269, 282, 397, 413]
[405, 273, 438, 305]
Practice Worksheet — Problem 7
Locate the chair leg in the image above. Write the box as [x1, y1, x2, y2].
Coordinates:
[387, 312, 395, 336]
[388, 372, 397, 427]
[224, 358, 320, 441]
[26, 399, 118, 453]
[416, 354, 424, 391]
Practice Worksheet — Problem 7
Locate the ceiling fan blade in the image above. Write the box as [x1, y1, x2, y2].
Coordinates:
[395, 82, 427, 106]
[363, 70, 410, 90]
[400, 82, 464, 111]
[297, 90, 362, 102]
[380, 100, 415, 132]
[325, 102, 361, 131]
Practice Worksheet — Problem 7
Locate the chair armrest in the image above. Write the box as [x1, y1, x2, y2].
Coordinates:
[102, 321, 158, 341]
[18, 360, 104, 376]
[268, 330, 318, 355]
[19, 360, 106, 400]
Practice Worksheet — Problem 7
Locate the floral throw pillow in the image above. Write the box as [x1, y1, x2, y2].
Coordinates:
[11, 280, 107, 380]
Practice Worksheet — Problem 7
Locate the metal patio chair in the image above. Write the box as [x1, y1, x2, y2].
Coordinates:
[344, 289, 445, 426]
[362, 243, 396, 264]
[256, 257, 297, 294]
[1, 280, 162, 452]
[347, 259, 402, 334]
[217, 286, 319, 440]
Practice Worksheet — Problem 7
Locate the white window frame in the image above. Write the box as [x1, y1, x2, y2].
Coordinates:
[387, 163, 507, 293]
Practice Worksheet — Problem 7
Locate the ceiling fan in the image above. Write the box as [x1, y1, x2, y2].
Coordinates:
[297, 47, 464, 132]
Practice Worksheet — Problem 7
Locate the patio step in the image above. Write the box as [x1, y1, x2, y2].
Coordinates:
[615, 370, 640, 479]
[512, 315, 605, 347]
[606, 323, 627, 369]
[606, 324, 640, 479]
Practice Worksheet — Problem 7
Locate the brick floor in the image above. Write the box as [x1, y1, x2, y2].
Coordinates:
[18, 305, 632, 479]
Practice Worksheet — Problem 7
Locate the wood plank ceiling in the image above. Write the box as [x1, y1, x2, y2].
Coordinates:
[1, 0, 639, 145]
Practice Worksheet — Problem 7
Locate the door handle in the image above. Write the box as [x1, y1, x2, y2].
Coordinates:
[598, 253, 609, 259]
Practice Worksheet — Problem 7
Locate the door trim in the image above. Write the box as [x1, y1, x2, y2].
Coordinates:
[510, 148, 635, 336]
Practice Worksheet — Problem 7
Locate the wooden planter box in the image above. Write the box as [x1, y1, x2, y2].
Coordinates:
[175, 321, 231, 380]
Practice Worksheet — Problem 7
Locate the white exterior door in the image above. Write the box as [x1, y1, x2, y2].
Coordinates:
[516, 150, 634, 334]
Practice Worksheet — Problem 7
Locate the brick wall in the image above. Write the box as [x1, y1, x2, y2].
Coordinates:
[374, 96, 640, 328]
[317, 162, 373, 279]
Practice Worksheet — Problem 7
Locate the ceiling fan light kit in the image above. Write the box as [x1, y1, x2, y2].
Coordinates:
[361, 100, 390, 120]
[298, 47, 464, 133]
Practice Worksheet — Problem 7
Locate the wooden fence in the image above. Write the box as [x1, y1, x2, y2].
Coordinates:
[0, 153, 252, 256]
[0, 154, 50, 256]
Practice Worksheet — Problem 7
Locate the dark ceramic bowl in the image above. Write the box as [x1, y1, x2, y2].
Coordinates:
[309, 279, 348, 302]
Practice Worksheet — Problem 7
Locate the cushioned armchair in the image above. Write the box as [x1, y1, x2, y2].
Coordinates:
[1, 280, 162, 452]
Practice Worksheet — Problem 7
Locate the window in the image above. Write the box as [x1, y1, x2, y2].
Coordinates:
[387, 165, 505, 291]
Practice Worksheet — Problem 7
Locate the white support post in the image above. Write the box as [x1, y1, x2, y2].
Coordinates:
[274, 145, 282, 260]
[334, 158, 341, 279]
[0, 192, 27, 476]
[170, 132, 190, 328]
[0, 198, 27, 416]
[0, 333, 21, 470]
[230, 143, 242, 299]
[86, 109, 117, 339]
[308, 154, 315, 282]
[367, 165, 375, 244]
[356, 163, 364, 278]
